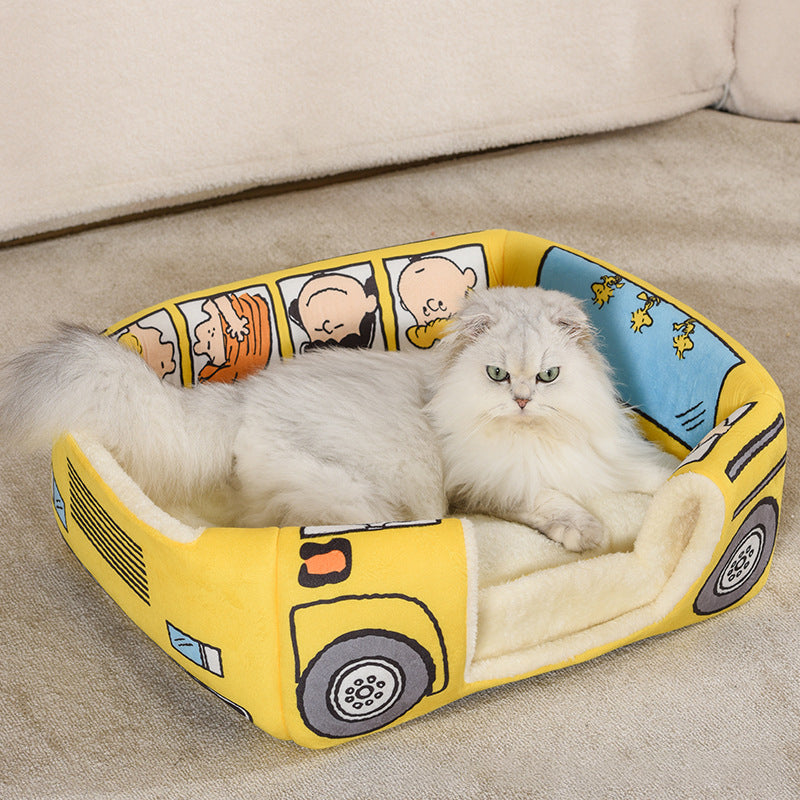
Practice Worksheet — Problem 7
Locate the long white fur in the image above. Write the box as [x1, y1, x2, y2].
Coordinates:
[0, 324, 240, 517]
[426, 287, 675, 549]
[0, 288, 675, 550]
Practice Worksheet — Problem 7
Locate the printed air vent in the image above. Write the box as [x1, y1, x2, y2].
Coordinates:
[67, 460, 150, 605]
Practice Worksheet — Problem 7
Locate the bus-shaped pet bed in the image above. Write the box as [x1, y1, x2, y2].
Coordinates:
[50, 230, 786, 748]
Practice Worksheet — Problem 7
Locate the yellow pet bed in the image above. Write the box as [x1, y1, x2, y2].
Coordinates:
[50, 230, 786, 748]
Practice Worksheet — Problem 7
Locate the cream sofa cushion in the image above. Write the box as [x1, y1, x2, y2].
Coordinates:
[2, 1, 795, 242]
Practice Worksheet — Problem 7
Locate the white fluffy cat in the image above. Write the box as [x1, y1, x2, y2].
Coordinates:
[0, 287, 675, 551]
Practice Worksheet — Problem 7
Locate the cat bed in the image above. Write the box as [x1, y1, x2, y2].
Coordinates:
[49, 230, 786, 748]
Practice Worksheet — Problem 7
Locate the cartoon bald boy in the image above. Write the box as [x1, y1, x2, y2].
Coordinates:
[397, 256, 477, 348]
[288, 272, 380, 351]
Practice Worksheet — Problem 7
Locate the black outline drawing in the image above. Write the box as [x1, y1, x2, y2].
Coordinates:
[694, 497, 778, 615]
[726, 414, 785, 481]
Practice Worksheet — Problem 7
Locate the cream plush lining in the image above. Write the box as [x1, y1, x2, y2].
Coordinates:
[75, 432, 206, 544]
[75, 433, 725, 686]
[465, 473, 725, 683]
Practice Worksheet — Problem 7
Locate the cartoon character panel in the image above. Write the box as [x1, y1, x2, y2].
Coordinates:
[383, 244, 490, 350]
[538, 247, 743, 449]
[178, 286, 275, 384]
[111, 309, 182, 387]
[275, 263, 385, 354]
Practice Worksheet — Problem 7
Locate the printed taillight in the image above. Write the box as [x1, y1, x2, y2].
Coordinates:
[298, 538, 352, 587]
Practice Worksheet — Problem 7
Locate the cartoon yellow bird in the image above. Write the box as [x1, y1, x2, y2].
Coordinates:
[591, 275, 625, 307]
[673, 318, 697, 359]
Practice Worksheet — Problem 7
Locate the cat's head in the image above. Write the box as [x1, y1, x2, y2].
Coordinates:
[429, 286, 614, 437]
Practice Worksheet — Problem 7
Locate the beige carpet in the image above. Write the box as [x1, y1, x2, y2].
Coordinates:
[1, 109, 799, 799]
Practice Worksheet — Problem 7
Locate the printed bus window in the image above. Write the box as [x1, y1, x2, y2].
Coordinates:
[277, 264, 383, 354]
[539, 247, 742, 449]
[179, 287, 274, 384]
[384, 244, 489, 350]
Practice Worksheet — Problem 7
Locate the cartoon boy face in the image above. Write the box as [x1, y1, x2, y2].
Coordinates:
[189, 292, 272, 383]
[398, 257, 477, 326]
[193, 300, 227, 366]
[291, 273, 378, 347]
[119, 323, 176, 379]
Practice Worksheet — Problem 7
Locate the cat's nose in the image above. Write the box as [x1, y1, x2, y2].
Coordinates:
[515, 397, 529, 409]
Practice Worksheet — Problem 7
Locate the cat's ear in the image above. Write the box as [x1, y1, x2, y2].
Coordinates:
[553, 300, 593, 345]
[557, 313, 591, 343]
[457, 308, 493, 342]
[437, 298, 491, 363]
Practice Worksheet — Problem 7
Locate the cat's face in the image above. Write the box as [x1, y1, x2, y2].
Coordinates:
[430, 287, 610, 437]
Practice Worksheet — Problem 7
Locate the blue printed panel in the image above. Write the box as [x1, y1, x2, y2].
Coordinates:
[538, 248, 742, 449]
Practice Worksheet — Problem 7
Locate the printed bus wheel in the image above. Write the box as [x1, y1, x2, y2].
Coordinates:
[694, 497, 778, 615]
[297, 630, 434, 738]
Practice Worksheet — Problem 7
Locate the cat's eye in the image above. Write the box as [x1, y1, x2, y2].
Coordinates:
[536, 366, 560, 383]
[486, 365, 510, 382]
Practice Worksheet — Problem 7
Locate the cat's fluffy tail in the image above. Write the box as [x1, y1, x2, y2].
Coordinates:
[0, 324, 240, 511]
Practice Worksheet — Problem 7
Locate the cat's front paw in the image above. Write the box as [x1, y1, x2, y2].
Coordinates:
[541, 512, 605, 552]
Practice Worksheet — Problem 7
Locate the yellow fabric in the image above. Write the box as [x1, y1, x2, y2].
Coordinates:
[51, 230, 785, 747]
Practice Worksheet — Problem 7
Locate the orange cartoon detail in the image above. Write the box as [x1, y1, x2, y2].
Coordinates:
[193, 292, 272, 382]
